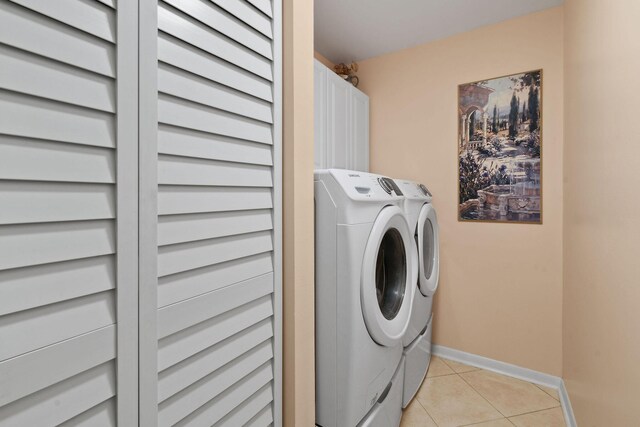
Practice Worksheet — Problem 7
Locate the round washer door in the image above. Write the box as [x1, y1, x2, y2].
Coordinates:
[361, 206, 414, 347]
[417, 203, 440, 297]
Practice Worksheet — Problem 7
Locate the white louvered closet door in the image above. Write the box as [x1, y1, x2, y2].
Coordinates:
[0, 0, 139, 426]
[139, 0, 282, 426]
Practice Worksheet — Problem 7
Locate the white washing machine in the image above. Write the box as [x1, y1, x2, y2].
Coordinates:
[315, 169, 416, 427]
[393, 179, 440, 408]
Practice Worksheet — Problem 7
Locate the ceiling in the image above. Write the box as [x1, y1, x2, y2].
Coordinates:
[314, 0, 564, 64]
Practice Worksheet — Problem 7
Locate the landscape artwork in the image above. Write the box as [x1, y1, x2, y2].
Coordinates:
[458, 70, 542, 223]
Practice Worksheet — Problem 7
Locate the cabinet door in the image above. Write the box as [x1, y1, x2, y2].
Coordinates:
[0, 1, 138, 425]
[139, 0, 283, 425]
[326, 71, 351, 169]
[350, 87, 370, 172]
[314, 60, 327, 169]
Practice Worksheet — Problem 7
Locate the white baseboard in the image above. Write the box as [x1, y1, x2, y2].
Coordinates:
[432, 345, 577, 427]
[557, 380, 577, 427]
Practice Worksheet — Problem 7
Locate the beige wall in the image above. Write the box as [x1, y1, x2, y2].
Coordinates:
[283, 0, 315, 425]
[314, 50, 334, 69]
[358, 7, 564, 376]
[563, 0, 640, 424]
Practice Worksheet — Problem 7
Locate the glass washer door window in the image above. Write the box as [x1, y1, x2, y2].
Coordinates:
[421, 219, 435, 280]
[417, 203, 440, 297]
[375, 228, 406, 320]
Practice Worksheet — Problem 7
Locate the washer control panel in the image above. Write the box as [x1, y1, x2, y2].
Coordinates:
[327, 169, 404, 200]
[377, 177, 403, 196]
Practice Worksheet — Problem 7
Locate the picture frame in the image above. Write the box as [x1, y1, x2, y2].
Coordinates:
[457, 70, 543, 224]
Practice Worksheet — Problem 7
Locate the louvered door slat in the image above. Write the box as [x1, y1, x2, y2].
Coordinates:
[0, 2, 115, 77]
[0, 325, 116, 407]
[214, 383, 274, 427]
[0, 255, 115, 316]
[158, 252, 273, 308]
[157, 295, 274, 371]
[173, 362, 273, 427]
[0, 91, 115, 148]
[158, 2, 272, 81]
[0, 45, 116, 112]
[95, 0, 115, 9]
[0, 182, 115, 225]
[0, 220, 115, 271]
[158, 63, 273, 123]
[159, 350, 273, 427]
[158, 124, 273, 165]
[210, 0, 272, 39]
[157, 33, 273, 102]
[0, 291, 115, 361]
[157, 231, 273, 277]
[0, 362, 116, 427]
[164, 0, 272, 59]
[9, 0, 117, 42]
[245, 403, 274, 427]
[158, 94, 273, 144]
[58, 399, 116, 427]
[0, 137, 115, 183]
[158, 273, 273, 338]
[158, 186, 273, 215]
[158, 155, 273, 187]
[247, 0, 272, 18]
[158, 209, 273, 246]
[157, 318, 273, 402]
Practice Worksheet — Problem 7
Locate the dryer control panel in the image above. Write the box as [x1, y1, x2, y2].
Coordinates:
[394, 179, 432, 202]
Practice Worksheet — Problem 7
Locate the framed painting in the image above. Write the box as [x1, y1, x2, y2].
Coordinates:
[458, 70, 542, 224]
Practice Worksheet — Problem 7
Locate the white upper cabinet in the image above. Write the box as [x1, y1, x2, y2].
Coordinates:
[314, 59, 369, 171]
[326, 69, 351, 169]
[350, 86, 370, 172]
[314, 60, 327, 170]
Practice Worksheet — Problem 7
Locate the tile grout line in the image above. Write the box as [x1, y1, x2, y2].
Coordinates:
[416, 358, 562, 427]
[413, 376, 442, 427]
[533, 383, 561, 402]
[457, 371, 509, 419]
[432, 351, 569, 426]
[429, 356, 457, 377]
[459, 371, 562, 420]
[440, 357, 516, 426]
[418, 401, 440, 427]
[457, 372, 563, 425]
[505, 397, 561, 416]
[507, 405, 566, 423]
[427, 372, 458, 379]
[457, 367, 562, 417]
[439, 356, 480, 375]
[459, 417, 513, 427]
[432, 358, 507, 426]
[422, 371, 507, 427]
[423, 357, 489, 425]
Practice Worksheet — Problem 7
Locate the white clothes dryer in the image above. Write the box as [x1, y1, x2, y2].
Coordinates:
[393, 179, 440, 408]
[315, 169, 415, 427]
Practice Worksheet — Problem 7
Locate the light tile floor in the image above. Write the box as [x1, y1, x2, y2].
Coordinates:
[401, 357, 566, 427]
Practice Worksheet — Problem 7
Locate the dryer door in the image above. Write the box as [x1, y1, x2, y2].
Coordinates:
[417, 204, 440, 297]
[361, 206, 414, 347]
